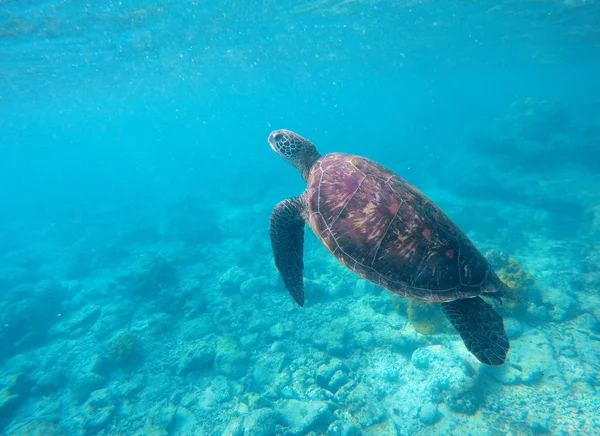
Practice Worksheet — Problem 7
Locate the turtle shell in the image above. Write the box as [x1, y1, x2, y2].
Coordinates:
[305, 152, 499, 302]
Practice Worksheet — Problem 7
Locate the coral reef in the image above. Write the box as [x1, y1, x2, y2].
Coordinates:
[2, 93, 600, 435]
[497, 256, 535, 292]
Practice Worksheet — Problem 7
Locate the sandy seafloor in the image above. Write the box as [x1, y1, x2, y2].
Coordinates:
[1, 103, 600, 436]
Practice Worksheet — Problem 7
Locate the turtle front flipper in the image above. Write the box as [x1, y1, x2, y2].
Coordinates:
[441, 297, 509, 365]
[270, 196, 306, 307]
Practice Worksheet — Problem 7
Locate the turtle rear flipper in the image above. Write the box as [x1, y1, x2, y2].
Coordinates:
[270, 196, 306, 307]
[442, 297, 509, 365]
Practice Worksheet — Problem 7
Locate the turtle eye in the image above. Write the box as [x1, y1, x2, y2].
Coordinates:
[273, 133, 284, 142]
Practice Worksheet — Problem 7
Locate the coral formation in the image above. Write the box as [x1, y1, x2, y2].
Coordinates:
[497, 256, 536, 291]
[406, 300, 453, 336]
[485, 248, 535, 292]
[390, 293, 452, 336]
[108, 331, 141, 364]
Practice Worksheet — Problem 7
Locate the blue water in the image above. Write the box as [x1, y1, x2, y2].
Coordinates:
[1, 0, 600, 434]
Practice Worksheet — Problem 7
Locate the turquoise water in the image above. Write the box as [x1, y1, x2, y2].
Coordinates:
[1, 0, 600, 434]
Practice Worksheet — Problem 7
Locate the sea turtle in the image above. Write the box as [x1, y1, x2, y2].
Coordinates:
[268, 129, 511, 365]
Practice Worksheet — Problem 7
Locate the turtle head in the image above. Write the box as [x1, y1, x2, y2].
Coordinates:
[268, 129, 321, 181]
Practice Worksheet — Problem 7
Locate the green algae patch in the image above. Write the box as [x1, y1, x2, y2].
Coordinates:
[108, 331, 142, 364]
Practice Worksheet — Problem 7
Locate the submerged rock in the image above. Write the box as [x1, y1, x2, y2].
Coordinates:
[70, 372, 106, 404]
[218, 266, 245, 294]
[252, 351, 286, 392]
[354, 331, 375, 350]
[419, 402, 442, 425]
[316, 358, 348, 392]
[132, 257, 179, 297]
[278, 399, 332, 434]
[445, 389, 482, 415]
[179, 315, 215, 341]
[198, 376, 231, 408]
[336, 382, 384, 429]
[504, 317, 524, 339]
[543, 288, 578, 322]
[244, 408, 281, 436]
[68, 304, 102, 332]
[329, 370, 349, 393]
[177, 339, 215, 375]
[5, 420, 64, 436]
[573, 313, 599, 333]
[112, 372, 146, 398]
[0, 373, 29, 422]
[1, 296, 52, 355]
[411, 347, 433, 370]
[312, 321, 351, 357]
[80, 388, 114, 430]
[326, 420, 361, 436]
[145, 398, 177, 433]
[530, 419, 550, 434]
[240, 275, 270, 297]
[215, 336, 248, 378]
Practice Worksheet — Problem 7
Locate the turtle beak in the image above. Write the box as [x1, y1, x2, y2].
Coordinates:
[268, 131, 277, 150]
[268, 130, 285, 152]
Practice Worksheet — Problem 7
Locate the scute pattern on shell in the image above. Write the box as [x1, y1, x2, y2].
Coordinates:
[306, 153, 493, 302]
